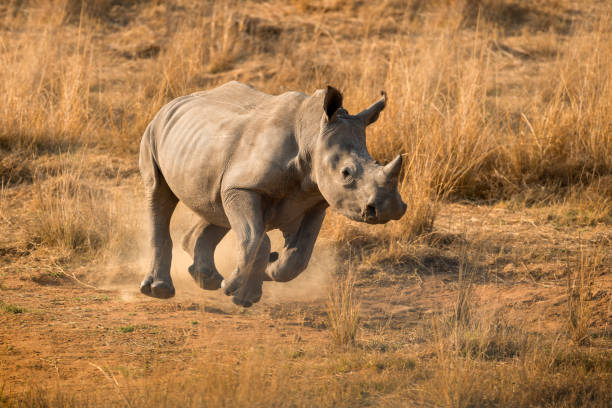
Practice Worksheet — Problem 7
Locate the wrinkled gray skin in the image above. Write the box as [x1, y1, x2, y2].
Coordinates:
[139, 81, 406, 307]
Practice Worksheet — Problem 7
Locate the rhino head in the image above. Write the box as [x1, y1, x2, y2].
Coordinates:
[312, 86, 407, 224]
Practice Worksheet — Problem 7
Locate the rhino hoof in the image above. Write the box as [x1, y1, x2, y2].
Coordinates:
[232, 297, 252, 308]
[221, 275, 243, 296]
[232, 288, 262, 308]
[147, 280, 175, 299]
[188, 265, 223, 291]
[222, 273, 262, 307]
[230, 280, 262, 308]
[140, 275, 154, 295]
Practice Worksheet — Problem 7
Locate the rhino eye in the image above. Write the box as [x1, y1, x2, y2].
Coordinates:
[341, 167, 354, 185]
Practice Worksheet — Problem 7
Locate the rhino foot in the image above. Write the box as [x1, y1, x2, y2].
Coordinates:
[140, 275, 154, 295]
[221, 273, 262, 308]
[188, 264, 223, 290]
[231, 285, 262, 308]
[140, 276, 175, 299]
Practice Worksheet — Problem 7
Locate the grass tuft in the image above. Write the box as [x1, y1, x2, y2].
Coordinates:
[0, 302, 26, 314]
[118, 326, 135, 333]
[327, 269, 360, 346]
[566, 245, 602, 346]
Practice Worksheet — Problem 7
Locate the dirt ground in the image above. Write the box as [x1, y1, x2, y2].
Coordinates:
[1, 199, 610, 406]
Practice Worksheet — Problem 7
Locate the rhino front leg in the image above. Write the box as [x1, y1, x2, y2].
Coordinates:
[181, 220, 229, 290]
[265, 203, 327, 282]
[220, 189, 270, 307]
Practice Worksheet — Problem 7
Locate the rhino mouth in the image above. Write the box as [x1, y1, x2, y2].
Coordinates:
[339, 208, 382, 224]
[335, 207, 366, 224]
[335, 202, 402, 225]
[362, 214, 387, 224]
[344, 201, 407, 224]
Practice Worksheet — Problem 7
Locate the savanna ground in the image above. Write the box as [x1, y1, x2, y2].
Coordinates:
[0, 0, 611, 406]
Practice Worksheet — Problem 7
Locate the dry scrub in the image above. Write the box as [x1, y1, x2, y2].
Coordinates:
[26, 159, 140, 259]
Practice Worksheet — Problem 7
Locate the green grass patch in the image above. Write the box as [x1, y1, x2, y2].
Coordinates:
[118, 325, 135, 333]
[1, 302, 26, 314]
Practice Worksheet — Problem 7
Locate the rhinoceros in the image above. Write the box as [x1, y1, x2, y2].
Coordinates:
[139, 81, 406, 306]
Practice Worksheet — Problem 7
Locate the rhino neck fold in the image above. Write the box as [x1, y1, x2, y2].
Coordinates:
[294, 90, 326, 194]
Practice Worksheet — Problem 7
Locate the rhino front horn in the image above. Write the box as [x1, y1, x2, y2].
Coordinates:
[383, 155, 402, 179]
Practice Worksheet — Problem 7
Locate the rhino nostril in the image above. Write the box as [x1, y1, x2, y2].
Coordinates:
[365, 204, 377, 219]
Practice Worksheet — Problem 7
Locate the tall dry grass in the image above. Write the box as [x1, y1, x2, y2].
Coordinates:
[0, 2, 98, 152]
[326, 266, 360, 346]
[1, 1, 610, 240]
[566, 244, 605, 346]
[27, 159, 141, 259]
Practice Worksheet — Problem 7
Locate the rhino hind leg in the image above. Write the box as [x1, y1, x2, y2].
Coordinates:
[139, 137, 179, 299]
[181, 220, 228, 290]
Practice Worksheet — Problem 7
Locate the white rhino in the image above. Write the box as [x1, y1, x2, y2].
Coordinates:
[139, 81, 406, 306]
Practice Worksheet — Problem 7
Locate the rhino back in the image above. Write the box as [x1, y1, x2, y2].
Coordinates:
[148, 82, 308, 224]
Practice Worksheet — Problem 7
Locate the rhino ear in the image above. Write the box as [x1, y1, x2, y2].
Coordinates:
[357, 91, 386, 126]
[323, 86, 343, 120]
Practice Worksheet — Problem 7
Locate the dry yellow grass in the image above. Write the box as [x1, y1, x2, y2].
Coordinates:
[0, 0, 611, 406]
[327, 266, 360, 346]
[28, 158, 141, 259]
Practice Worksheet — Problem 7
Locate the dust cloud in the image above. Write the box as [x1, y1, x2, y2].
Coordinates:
[213, 230, 335, 304]
[102, 202, 336, 306]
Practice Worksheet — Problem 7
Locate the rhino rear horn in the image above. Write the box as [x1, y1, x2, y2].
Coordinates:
[357, 91, 386, 126]
[323, 86, 343, 120]
[383, 154, 402, 180]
